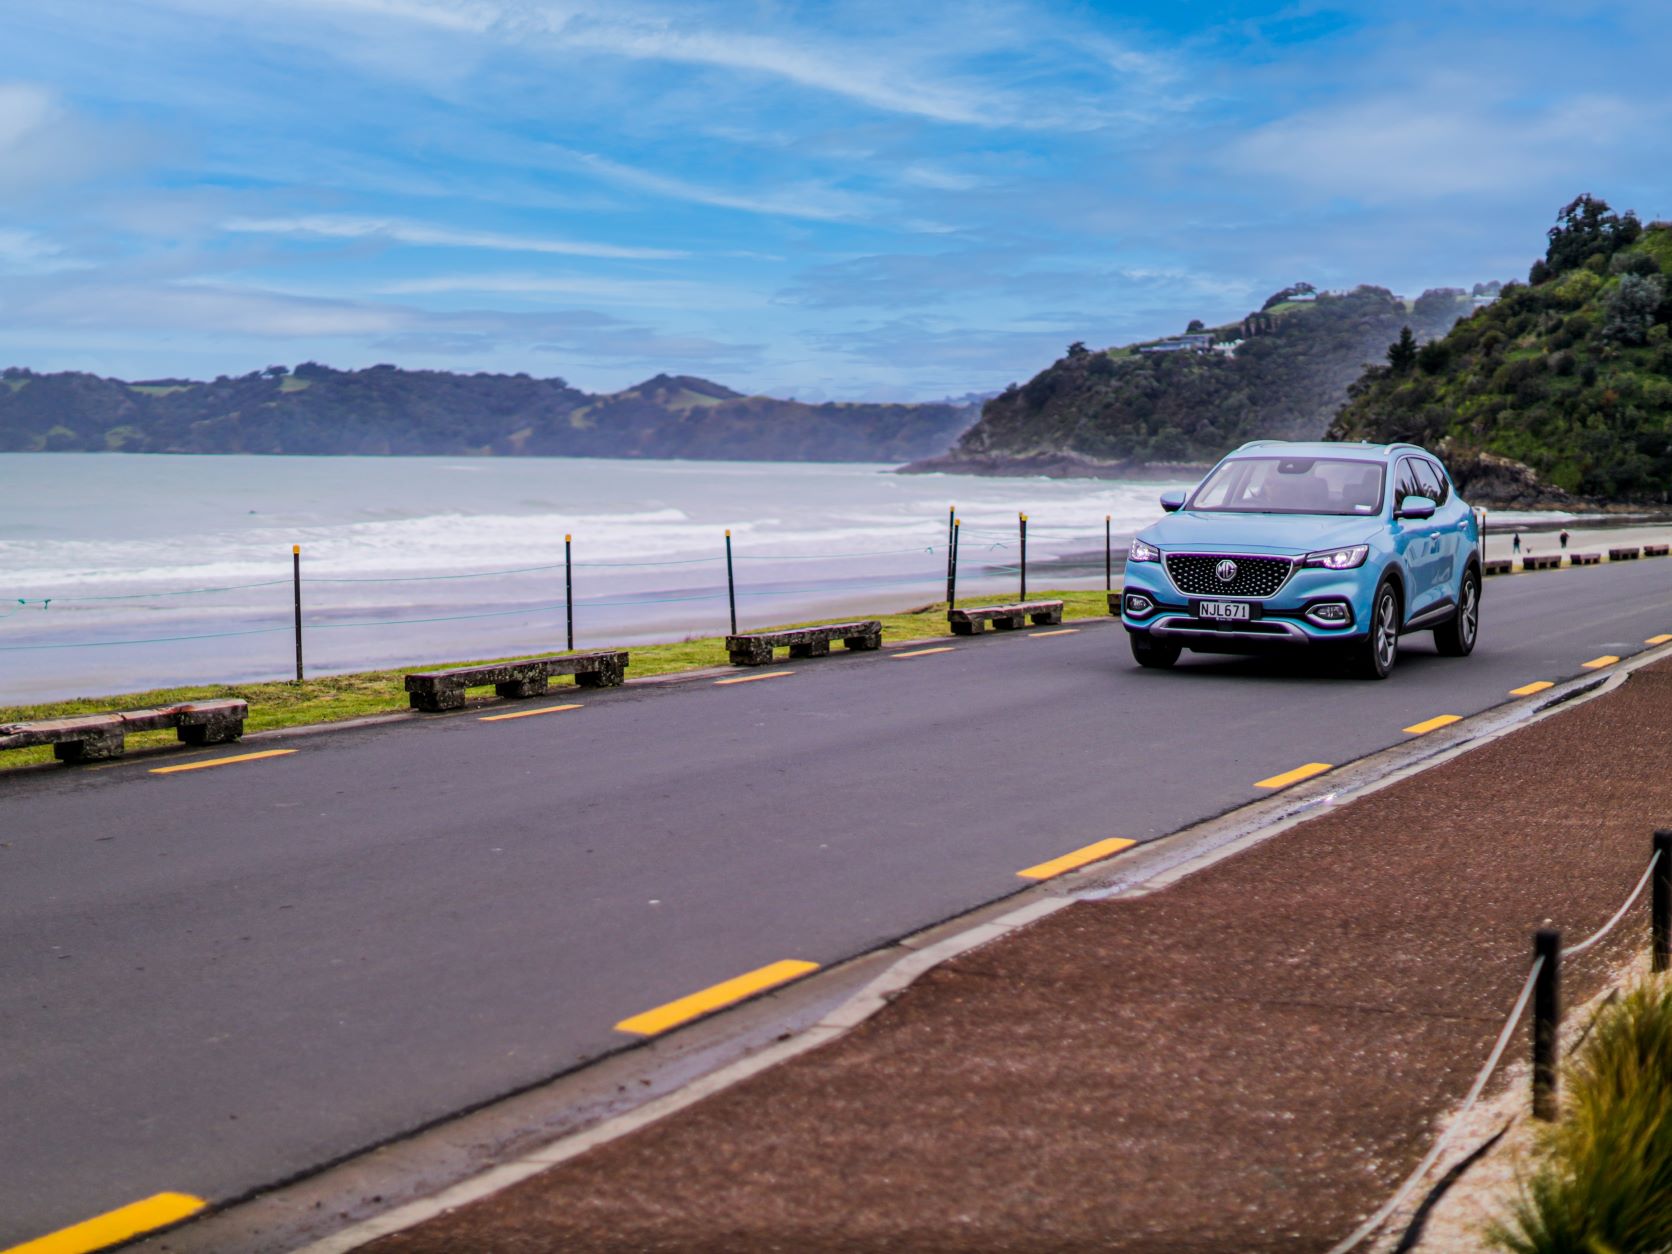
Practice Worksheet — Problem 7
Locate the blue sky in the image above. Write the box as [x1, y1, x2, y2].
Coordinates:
[3, 0, 1668, 400]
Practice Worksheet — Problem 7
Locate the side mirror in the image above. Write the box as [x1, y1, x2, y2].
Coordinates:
[1396, 494, 1437, 520]
[1159, 489, 1186, 513]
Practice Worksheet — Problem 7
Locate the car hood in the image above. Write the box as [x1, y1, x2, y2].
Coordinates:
[1141, 510, 1380, 556]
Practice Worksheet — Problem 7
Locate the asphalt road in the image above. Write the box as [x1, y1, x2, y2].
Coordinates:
[5, 558, 1672, 1246]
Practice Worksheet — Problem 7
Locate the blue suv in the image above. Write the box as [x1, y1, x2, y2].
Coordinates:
[1121, 441, 1480, 679]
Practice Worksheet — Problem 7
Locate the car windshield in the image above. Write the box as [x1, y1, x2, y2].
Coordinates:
[1188, 456, 1386, 516]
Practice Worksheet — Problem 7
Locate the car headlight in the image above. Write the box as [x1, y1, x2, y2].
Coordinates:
[1128, 538, 1160, 563]
[1304, 545, 1369, 570]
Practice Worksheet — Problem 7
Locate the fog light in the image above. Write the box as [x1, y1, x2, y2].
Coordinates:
[1125, 592, 1155, 617]
[1306, 601, 1352, 627]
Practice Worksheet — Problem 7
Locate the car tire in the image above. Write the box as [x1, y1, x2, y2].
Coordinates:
[1347, 581, 1400, 680]
[1434, 566, 1480, 657]
[1130, 633, 1181, 669]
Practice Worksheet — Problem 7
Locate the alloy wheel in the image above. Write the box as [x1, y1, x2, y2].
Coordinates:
[1374, 591, 1397, 671]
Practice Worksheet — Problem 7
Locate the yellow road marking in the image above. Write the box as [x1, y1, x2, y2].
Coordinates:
[615, 960, 819, 1036]
[1028, 628, 1080, 638]
[149, 749, 295, 775]
[1581, 655, 1620, 670]
[479, 703, 583, 722]
[4, 1193, 206, 1254]
[713, 671, 794, 685]
[1510, 681, 1554, 697]
[1017, 837, 1136, 881]
[1648, 635, 1672, 646]
[1403, 714, 1462, 735]
[1255, 762, 1333, 790]
[892, 646, 956, 658]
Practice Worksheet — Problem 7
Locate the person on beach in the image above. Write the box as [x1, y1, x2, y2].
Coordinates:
[1512, 532, 1521, 556]
[1560, 528, 1570, 551]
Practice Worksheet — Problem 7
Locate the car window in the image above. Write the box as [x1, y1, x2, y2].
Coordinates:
[1189, 456, 1385, 515]
[1394, 457, 1424, 509]
[1420, 458, 1450, 505]
[1410, 458, 1444, 504]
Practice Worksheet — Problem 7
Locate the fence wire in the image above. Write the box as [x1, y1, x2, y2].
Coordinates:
[1330, 848, 1664, 1253]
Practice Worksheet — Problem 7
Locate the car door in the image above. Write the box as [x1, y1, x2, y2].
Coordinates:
[1391, 455, 1442, 618]
[1413, 458, 1460, 608]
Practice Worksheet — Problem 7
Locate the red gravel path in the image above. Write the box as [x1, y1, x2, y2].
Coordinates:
[370, 665, 1672, 1253]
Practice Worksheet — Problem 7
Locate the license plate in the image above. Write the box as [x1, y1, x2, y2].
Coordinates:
[1194, 600, 1256, 621]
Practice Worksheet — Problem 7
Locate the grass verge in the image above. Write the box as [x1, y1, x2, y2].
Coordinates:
[0, 588, 1117, 771]
[1489, 976, 1672, 1252]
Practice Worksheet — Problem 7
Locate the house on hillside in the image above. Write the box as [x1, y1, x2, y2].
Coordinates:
[1138, 333, 1215, 355]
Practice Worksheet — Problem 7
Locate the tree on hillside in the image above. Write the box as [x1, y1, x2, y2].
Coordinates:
[1386, 326, 1418, 372]
[1413, 288, 1467, 322]
[1187, 319, 1205, 333]
[1603, 273, 1664, 345]
[1546, 194, 1642, 275]
[1066, 341, 1089, 358]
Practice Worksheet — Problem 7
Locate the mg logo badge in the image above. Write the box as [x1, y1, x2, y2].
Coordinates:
[1215, 559, 1238, 583]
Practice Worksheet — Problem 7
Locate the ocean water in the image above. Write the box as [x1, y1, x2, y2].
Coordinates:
[0, 454, 1188, 703]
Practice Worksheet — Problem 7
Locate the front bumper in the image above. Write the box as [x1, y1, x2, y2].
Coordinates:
[1119, 557, 1375, 651]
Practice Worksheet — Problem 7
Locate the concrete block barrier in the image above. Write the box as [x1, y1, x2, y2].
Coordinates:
[1609, 547, 1642, 561]
[0, 699, 247, 764]
[1484, 559, 1513, 576]
[1570, 552, 1601, 566]
[948, 600, 1065, 635]
[405, 651, 628, 711]
[725, 622, 881, 667]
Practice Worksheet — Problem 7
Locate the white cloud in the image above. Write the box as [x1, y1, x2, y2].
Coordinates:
[0, 227, 89, 274]
[380, 272, 762, 308]
[0, 82, 56, 150]
[534, 11, 998, 127]
[899, 164, 985, 192]
[220, 214, 686, 259]
[551, 148, 881, 223]
[202, 0, 1118, 130]
[1227, 92, 1642, 203]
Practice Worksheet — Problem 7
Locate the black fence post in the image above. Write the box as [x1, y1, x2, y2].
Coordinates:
[945, 505, 956, 607]
[1654, 830, 1672, 973]
[565, 534, 574, 652]
[1533, 928, 1561, 1121]
[725, 529, 737, 636]
[1105, 514, 1112, 591]
[948, 518, 960, 609]
[1019, 513, 1028, 600]
[292, 544, 304, 684]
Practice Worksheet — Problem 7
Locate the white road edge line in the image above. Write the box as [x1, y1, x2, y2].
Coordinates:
[291, 642, 1668, 1254]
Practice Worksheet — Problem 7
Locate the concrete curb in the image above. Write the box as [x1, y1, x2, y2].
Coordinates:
[290, 642, 1670, 1254]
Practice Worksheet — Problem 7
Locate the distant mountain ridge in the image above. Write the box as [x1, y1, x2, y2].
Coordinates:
[906, 283, 1486, 477]
[0, 363, 977, 463]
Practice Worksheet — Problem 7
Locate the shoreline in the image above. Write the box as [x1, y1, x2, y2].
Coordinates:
[0, 588, 1121, 769]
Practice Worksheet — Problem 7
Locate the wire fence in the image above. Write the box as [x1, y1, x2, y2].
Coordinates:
[0, 511, 1125, 677]
[1330, 832, 1672, 1253]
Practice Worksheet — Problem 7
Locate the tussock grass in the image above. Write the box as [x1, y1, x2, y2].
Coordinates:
[0, 588, 1117, 770]
[1491, 977, 1672, 1253]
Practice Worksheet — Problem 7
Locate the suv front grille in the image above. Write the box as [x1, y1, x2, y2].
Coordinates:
[1166, 553, 1294, 598]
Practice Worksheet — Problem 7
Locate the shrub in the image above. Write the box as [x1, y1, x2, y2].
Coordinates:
[1604, 274, 1664, 346]
[1490, 979, 1672, 1253]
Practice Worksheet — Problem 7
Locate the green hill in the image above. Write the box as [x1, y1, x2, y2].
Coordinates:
[907, 283, 1479, 477]
[0, 364, 977, 463]
[1330, 197, 1672, 504]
